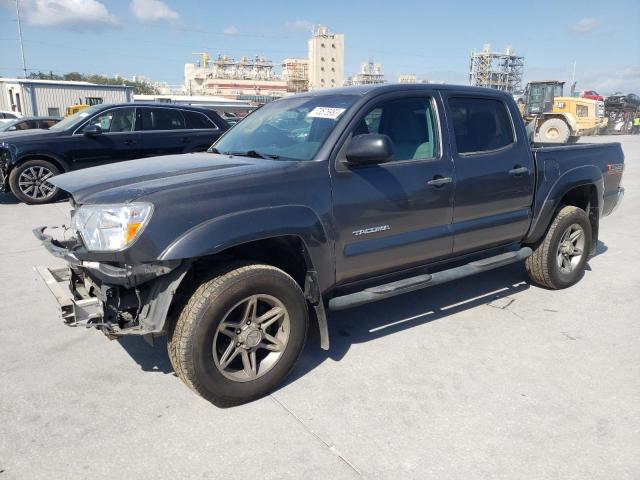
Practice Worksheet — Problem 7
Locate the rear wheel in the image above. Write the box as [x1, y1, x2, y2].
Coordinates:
[167, 264, 308, 407]
[536, 118, 570, 143]
[9, 159, 61, 204]
[525, 206, 591, 289]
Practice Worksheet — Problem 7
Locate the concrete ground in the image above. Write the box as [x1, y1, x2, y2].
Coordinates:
[0, 136, 638, 479]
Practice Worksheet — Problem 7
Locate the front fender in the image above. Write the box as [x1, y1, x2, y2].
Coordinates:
[158, 205, 333, 290]
[525, 164, 603, 244]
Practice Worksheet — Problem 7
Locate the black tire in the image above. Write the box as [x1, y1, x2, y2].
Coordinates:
[167, 264, 308, 407]
[537, 118, 571, 143]
[8, 159, 61, 204]
[525, 206, 592, 289]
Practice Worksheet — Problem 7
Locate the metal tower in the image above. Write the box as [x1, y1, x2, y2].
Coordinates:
[469, 44, 525, 93]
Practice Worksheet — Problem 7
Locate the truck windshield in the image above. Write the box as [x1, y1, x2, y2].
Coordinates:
[212, 94, 358, 161]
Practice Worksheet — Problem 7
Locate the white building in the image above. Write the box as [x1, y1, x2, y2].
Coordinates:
[346, 61, 386, 86]
[308, 25, 344, 90]
[398, 74, 417, 84]
[0, 78, 133, 117]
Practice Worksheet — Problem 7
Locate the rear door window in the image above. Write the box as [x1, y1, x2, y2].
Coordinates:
[182, 110, 216, 129]
[148, 108, 185, 130]
[448, 97, 514, 154]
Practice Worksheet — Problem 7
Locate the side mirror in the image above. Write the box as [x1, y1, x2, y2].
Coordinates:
[345, 134, 393, 166]
[83, 124, 102, 136]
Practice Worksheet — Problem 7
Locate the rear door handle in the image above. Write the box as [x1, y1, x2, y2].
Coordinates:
[509, 166, 529, 175]
[124, 139, 137, 146]
[182, 137, 192, 143]
[427, 176, 453, 187]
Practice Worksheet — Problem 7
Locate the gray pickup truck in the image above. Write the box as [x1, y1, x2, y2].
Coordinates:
[35, 84, 624, 406]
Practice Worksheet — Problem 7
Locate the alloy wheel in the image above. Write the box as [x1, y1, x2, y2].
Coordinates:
[556, 223, 585, 274]
[18, 166, 56, 201]
[212, 294, 290, 382]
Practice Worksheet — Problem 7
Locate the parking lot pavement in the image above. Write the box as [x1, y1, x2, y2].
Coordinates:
[0, 136, 638, 480]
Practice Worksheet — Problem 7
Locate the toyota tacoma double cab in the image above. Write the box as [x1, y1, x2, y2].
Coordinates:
[35, 84, 625, 406]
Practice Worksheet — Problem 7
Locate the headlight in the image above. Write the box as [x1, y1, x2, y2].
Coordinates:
[71, 203, 153, 251]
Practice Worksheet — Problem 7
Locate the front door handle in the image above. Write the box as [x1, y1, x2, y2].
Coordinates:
[509, 166, 529, 175]
[427, 176, 453, 187]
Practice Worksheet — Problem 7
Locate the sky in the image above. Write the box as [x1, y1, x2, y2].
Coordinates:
[0, 0, 639, 94]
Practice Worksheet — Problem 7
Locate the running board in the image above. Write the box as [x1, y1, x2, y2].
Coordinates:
[328, 247, 532, 311]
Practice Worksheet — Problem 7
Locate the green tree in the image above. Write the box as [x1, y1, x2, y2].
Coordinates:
[26, 71, 159, 95]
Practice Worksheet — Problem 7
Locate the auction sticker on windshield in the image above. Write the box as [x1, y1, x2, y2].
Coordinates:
[307, 107, 346, 120]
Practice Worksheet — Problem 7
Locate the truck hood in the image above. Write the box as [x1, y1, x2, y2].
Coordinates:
[51, 152, 285, 204]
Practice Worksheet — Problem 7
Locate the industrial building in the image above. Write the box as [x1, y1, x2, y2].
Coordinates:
[308, 25, 345, 90]
[0, 78, 133, 117]
[346, 61, 386, 86]
[469, 44, 525, 93]
[182, 25, 344, 100]
[281, 58, 309, 93]
[184, 53, 288, 103]
[398, 74, 417, 84]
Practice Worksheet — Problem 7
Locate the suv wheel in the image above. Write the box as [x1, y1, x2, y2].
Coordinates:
[525, 206, 592, 289]
[9, 159, 60, 204]
[168, 264, 308, 407]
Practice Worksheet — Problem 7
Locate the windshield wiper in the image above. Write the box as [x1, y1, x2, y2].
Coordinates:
[225, 150, 280, 160]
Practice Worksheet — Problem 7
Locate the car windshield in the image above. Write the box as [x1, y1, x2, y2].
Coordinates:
[0, 119, 20, 132]
[48, 105, 104, 131]
[212, 94, 358, 161]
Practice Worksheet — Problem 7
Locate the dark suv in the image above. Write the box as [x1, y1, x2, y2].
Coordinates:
[0, 103, 229, 204]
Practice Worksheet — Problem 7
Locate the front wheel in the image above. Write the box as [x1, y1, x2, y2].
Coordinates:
[168, 264, 308, 407]
[536, 118, 571, 143]
[8, 159, 61, 204]
[525, 206, 592, 289]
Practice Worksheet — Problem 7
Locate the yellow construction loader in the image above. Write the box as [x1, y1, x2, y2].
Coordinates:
[521, 81, 607, 143]
[65, 104, 89, 116]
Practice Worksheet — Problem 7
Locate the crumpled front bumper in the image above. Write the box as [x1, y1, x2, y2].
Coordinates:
[0, 156, 9, 193]
[34, 226, 189, 337]
[0, 143, 15, 193]
[35, 266, 104, 327]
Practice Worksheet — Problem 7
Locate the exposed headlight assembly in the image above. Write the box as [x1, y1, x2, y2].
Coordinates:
[71, 203, 153, 252]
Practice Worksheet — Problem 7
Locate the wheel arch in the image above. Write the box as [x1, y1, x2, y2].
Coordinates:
[525, 165, 603, 249]
[12, 153, 70, 174]
[158, 205, 331, 286]
[160, 206, 333, 350]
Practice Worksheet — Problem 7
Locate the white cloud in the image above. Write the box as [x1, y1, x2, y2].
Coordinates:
[569, 17, 599, 34]
[526, 65, 639, 95]
[130, 0, 178, 23]
[20, 0, 119, 32]
[285, 19, 313, 32]
[581, 66, 639, 94]
[223, 25, 238, 35]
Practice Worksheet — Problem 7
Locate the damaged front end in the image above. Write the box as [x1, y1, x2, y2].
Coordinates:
[34, 225, 188, 339]
[0, 143, 14, 193]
